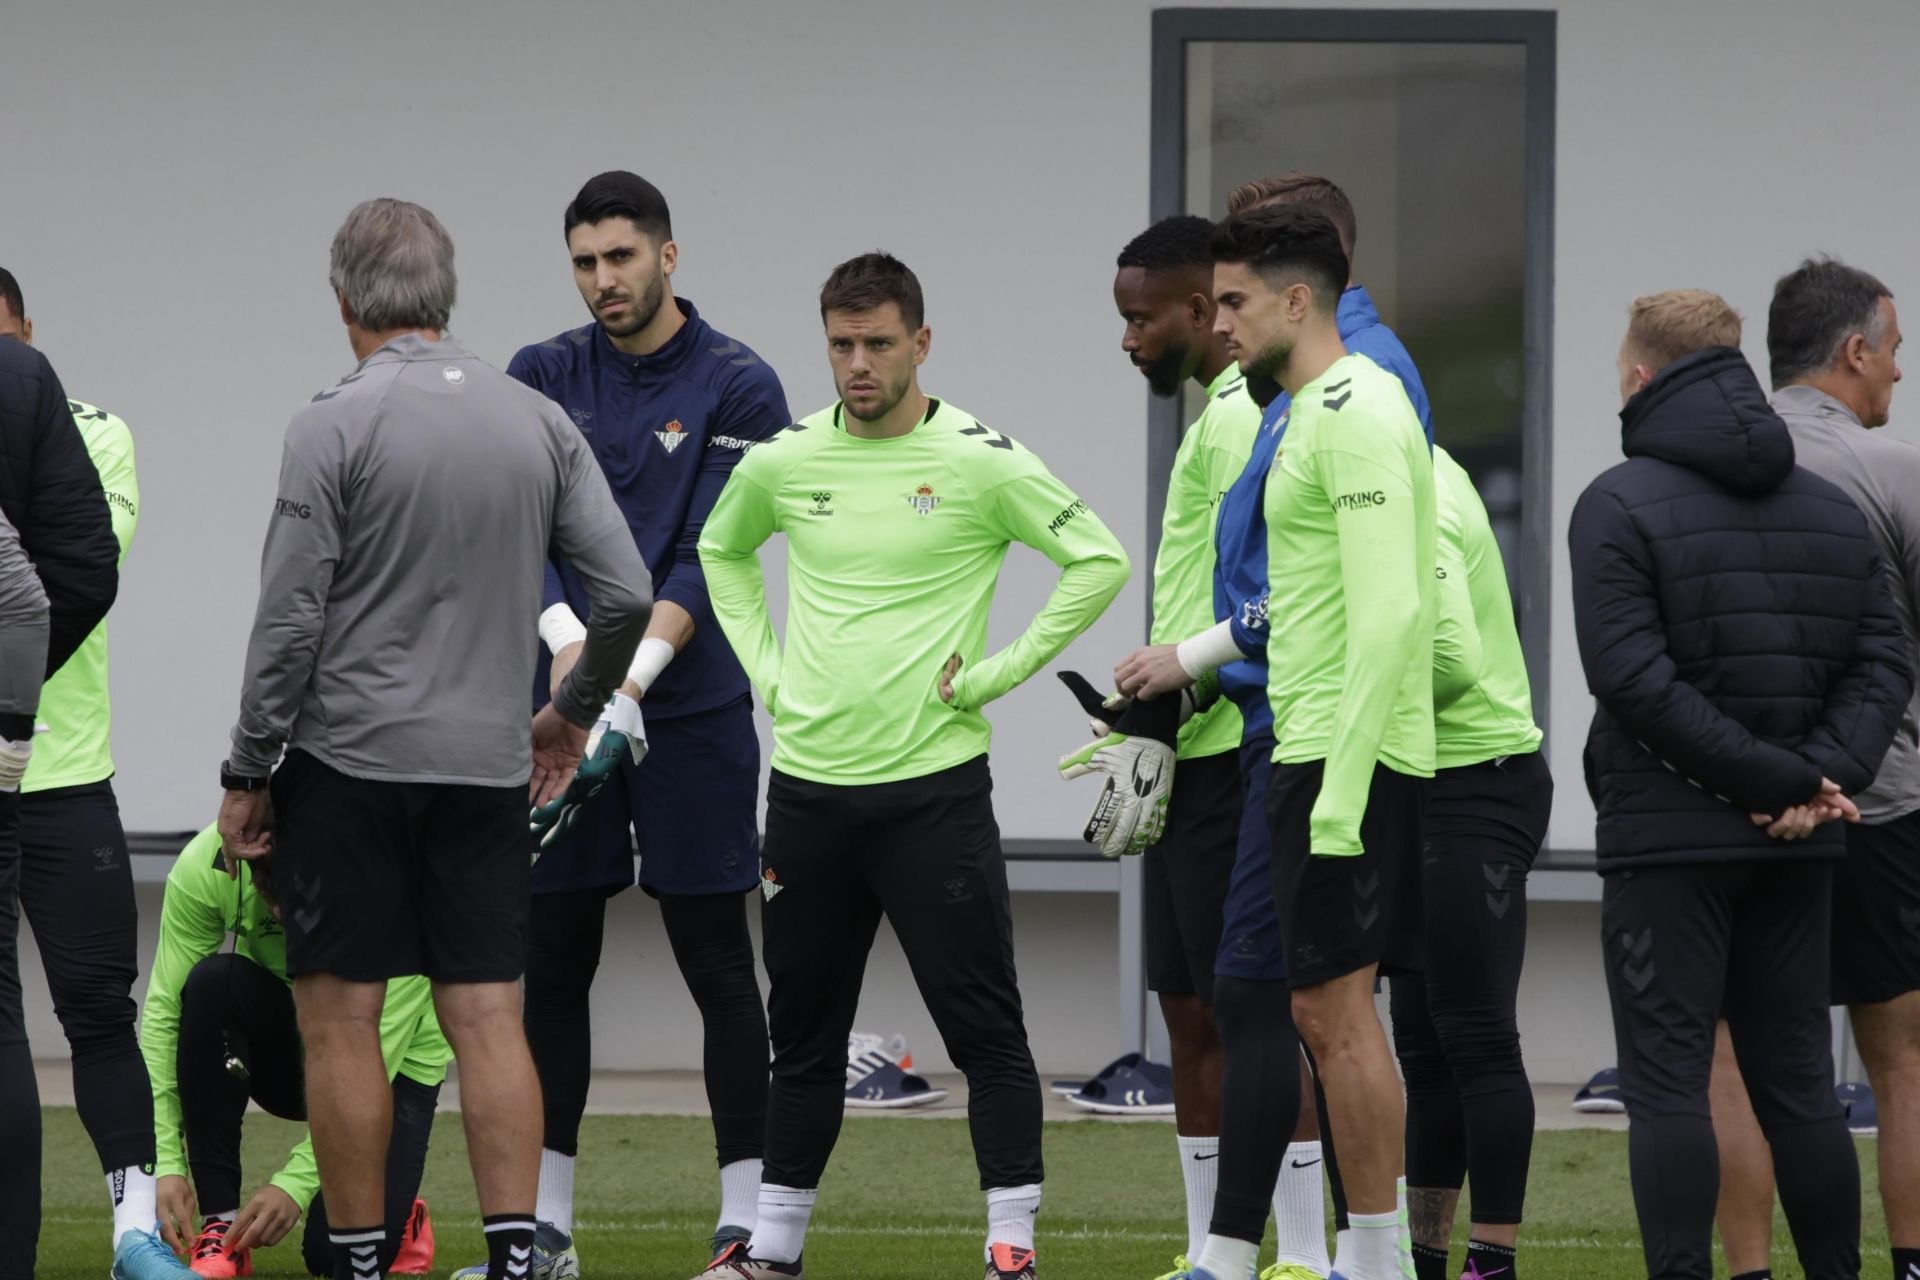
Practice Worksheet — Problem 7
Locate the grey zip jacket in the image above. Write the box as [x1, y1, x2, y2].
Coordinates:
[229, 334, 650, 786]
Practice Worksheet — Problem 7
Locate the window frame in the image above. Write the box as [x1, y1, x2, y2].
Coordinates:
[1146, 6, 1558, 733]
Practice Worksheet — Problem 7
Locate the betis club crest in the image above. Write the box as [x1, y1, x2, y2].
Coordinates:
[906, 483, 941, 516]
[655, 419, 688, 454]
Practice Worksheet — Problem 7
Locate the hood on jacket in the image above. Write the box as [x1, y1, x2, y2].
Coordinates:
[1619, 346, 1795, 496]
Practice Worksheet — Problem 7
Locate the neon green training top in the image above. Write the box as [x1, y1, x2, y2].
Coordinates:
[700, 397, 1130, 785]
[140, 827, 452, 1210]
[1264, 352, 1436, 856]
[1431, 446, 1542, 769]
[25, 400, 138, 792]
[1153, 366, 1258, 760]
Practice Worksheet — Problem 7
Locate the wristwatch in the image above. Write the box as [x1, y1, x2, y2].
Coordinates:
[220, 764, 269, 792]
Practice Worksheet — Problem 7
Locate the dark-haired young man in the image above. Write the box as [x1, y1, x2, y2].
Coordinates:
[695, 253, 1129, 1280]
[498, 171, 788, 1269]
[1127, 206, 1435, 1280]
[1713, 258, 1920, 1280]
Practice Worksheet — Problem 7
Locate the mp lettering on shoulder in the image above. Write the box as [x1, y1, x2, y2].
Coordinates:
[906, 483, 941, 515]
[442, 366, 465, 385]
[1332, 490, 1387, 511]
[655, 418, 689, 454]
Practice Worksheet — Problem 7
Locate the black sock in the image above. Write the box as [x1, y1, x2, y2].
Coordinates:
[329, 1226, 384, 1280]
[1412, 1241, 1451, 1280]
[1729, 1271, 1772, 1280]
[1895, 1247, 1920, 1280]
[483, 1214, 537, 1280]
[1466, 1240, 1517, 1278]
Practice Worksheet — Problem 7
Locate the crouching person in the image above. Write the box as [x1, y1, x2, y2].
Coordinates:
[141, 827, 447, 1277]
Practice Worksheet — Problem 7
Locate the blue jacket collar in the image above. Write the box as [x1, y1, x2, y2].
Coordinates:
[1337, 285, 1379, 339]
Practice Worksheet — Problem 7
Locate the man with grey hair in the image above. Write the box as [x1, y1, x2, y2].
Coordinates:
[217, 198, 652, 1280]
[1713, 257, 1919, 1280]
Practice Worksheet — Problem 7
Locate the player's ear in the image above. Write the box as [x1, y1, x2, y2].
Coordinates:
[914, 325, 931, 365]
[658, 239, 678, 278]
[1187, 290, 1211, 330]
[1287, 282, 1313, 322]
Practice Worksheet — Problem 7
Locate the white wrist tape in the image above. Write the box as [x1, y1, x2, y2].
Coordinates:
[538, 603, 589, 655]
[627, 636, 676, 695]
[1175, 620, 1245, 679]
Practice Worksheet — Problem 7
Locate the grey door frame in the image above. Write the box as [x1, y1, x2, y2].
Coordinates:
[1128, 8, 1556, 1059]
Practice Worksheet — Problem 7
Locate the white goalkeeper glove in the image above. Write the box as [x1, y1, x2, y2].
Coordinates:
[1056, 672, 1181, 858]
[0, 735, 32, 793]
[530, 693, 648, 857]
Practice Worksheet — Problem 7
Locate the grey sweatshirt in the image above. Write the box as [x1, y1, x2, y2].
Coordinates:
[229, 334, 650, 786]
[1775, 383, 1920, 822]
[0, 501, 49, 738]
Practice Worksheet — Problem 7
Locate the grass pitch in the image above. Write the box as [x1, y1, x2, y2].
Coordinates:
[34, 1107, 1887, 1279]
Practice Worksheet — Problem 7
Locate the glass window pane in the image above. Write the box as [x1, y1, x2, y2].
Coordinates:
[1185, 40, 1530, 586]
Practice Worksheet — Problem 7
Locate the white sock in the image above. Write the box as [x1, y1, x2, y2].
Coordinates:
[718, 1158, 761, 1231]
[204, 1211, 238, 1225]
[1333, 1228, 1355, 1276]
[108, 1166, 158, 1244]
[1177, 1135, 1220, 1259]
[1271, 1141, 1331, 1270]
[750, 1185, 817, 1264]
[1395, 1178, 1413, 1278]
[1348, 1209, 1401, 1280]
[535, 1149, 575, 1235]
[985, 1184, 1042, 1253]
[1194, 1233, 1259, 1279]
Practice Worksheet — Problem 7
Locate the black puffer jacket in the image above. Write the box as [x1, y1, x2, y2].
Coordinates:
[1569, 346, 1911, 869]
[0, 339, 118, 675]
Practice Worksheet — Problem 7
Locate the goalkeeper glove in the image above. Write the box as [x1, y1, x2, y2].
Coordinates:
[1056, 672, 1181, 858]
[530, 693, 648, 857]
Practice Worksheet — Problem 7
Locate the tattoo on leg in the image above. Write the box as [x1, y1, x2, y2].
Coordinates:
[1408, 1186, 1459, 1249]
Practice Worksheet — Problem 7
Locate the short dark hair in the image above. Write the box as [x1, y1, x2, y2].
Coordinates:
[1768, 257, 1896, 388]
[819, 252, 925, 331]
[564, 171, 673, 246]
[1116, 215, 1215, 275]
[0, 269, 21, 322]
[1209, 205, 1349, 311]
[1225, 172, 1358, 258]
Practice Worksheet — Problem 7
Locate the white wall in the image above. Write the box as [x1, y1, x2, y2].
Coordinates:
[11, 0, 1920, 843]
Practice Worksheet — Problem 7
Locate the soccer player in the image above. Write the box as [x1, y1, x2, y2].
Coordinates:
[1115, 177, 1432, 1280]
[1392, 446, 1549, 1280]
[0, 269, 166, 1274]
[498, 171, 785, 1269]
[219, 198, 651, 1280]
[1570, 290, 1908, 1280]
[0, 291, 124, 1279]
[1154, 205, 1435, 1280]
[1712, 259, 1920, 1280]
[141, 827, 447, 1279]
[693, 253, 1130, 1280]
